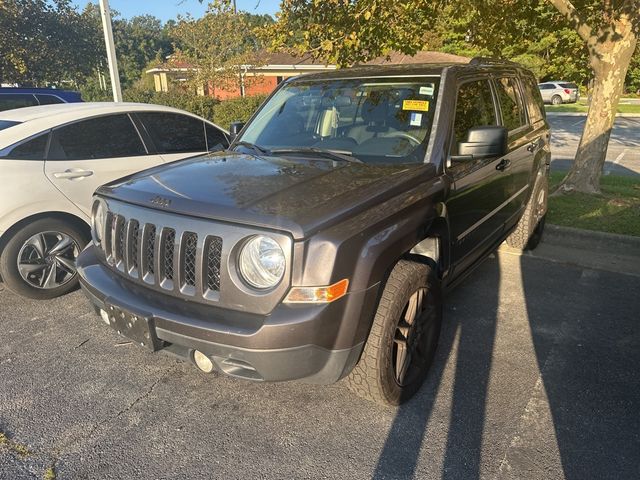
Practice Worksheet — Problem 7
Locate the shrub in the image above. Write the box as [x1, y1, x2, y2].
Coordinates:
[210, 94, 268, 130]
[124, 88, 221, 121]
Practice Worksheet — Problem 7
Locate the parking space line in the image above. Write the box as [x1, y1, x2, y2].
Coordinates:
[605, 149, 627, 175]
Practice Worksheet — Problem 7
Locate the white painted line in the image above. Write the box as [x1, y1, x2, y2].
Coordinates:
[605, 149, 628, 175]
[571, 119, 584, 127]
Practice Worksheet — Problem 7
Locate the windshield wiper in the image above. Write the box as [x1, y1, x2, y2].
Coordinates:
[270, 147, 362, 164]
[232, 141, 270, 155]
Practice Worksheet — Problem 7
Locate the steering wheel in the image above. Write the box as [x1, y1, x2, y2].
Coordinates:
[383, 131, 422, 146]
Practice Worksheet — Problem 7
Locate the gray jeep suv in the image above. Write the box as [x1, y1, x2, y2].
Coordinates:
[77, 58, 550, 405]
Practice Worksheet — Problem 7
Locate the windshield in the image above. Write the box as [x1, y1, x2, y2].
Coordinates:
[238, 77, 440, 164]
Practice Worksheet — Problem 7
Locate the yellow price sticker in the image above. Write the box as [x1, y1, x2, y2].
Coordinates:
[402, 99, 429, 112]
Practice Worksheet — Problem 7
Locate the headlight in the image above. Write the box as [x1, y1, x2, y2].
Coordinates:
[91, 198, 106, 244]
[238, 235, 285, 289]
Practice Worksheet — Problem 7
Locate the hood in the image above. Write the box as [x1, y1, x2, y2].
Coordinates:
[98, 152, 437, 239]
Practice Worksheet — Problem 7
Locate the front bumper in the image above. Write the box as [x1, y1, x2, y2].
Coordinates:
[77, 246, 375, 384]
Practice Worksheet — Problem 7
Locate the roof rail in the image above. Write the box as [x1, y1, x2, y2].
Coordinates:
[469, 56, 520, 66]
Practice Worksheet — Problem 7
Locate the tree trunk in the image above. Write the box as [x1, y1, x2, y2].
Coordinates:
[559, 24, 637, 194]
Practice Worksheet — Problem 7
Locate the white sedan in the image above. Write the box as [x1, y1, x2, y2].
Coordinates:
[0, 102, 228, 299]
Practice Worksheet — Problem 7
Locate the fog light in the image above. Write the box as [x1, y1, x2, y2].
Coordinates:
[193, 350, 215, 373]
[99, 309, 110, 325]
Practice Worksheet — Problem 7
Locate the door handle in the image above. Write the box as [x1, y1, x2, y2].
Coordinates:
[495, 159, 511, 171]
[53, 169, 94, 179]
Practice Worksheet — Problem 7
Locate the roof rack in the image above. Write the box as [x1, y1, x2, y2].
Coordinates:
[469, 57, 520, 66]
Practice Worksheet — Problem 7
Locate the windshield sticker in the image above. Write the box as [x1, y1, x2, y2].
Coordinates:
[410, 112, 422, 126]
[419, 85, 435, 96]
[403, 99, 429, 111]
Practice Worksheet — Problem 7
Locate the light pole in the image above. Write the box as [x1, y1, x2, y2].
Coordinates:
[99, 0, 122, 102]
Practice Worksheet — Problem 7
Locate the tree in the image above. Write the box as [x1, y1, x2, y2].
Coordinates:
[170, 0, 266, 96]
[0, 0, 101, 86]
[547, 0, 638, 193]
[265, 0, 639, 194]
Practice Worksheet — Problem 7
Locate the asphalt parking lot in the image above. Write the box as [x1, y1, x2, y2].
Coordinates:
[549, 115, 640, 176]
[1, 244, 639, 479]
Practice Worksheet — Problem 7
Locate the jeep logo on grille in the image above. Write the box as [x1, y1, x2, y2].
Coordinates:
[150, 195, 171, 208]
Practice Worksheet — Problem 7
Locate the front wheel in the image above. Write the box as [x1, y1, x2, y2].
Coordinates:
[0, 218, 89, 299]
[346, 260, 442, 405]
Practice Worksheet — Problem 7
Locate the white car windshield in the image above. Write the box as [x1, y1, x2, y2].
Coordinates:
[238, 77, 440, 164]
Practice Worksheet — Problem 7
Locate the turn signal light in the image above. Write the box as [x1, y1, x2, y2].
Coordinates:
[284, 278, 349, 303]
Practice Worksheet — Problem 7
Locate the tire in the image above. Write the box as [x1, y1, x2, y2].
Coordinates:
[551, 95, 563, 105]
[0, 218, 89, 299]
[506, 172, 548, 251]
[346, 259, 443, 406]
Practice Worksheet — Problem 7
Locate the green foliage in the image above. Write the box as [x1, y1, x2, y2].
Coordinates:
[169, 0, 270, 92]
[123, 88, 221, 120]
[120, 86, 265, 128]
[264, 0, 437, 67]
[548, 172, 640, 236]
[209, 94, 267, 129]
[0, 0, 101, 85]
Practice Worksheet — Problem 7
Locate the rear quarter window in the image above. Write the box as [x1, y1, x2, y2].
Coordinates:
[522, 76, 546, 123]
[35, 94, 65, 105]
[0, 132, 49, 160]
[559, 82, 578, 89]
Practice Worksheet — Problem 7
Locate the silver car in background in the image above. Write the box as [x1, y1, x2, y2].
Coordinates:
[538, 81, 580, 104]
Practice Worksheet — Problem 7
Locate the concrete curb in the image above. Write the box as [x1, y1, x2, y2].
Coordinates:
[544, 224, 640, 252]
[545, 111, 640, 118]
[499, 223, 640, 277]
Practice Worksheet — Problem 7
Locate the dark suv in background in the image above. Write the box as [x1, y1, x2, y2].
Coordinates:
[77, 58, 550, 405]
[0, 87, 82, 112]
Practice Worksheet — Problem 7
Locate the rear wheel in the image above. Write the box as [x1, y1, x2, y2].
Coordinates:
[551, 95, 563, 105]
[0, 218, 89, 299]
[346, 260, 442, 405]
[506, 172, 548, 251]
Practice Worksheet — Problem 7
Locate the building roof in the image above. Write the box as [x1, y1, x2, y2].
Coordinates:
[146, 51, 471, 75]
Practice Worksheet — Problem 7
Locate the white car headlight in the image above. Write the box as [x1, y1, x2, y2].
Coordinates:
[91, 198, 107, 245]
[238, 235, 285, 289]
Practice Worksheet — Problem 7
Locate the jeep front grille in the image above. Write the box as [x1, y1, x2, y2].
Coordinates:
[105, 214, 222, 300]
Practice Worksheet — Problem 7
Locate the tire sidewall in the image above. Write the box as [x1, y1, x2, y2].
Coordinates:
[378, 263, 443, 405]
[0, 218, 89, 299]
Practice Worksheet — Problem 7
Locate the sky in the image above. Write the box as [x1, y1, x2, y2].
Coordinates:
[71, 0, 280, 22]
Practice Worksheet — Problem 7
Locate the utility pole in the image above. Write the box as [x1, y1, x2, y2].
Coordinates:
[99, 0, 122, 102]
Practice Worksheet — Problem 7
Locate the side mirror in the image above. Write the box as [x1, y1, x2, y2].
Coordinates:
[229, 121, 245, 141]
[451, 126, 508, 163]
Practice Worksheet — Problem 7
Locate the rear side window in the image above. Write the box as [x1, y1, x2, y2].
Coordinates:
[0, 133, 49, 160]
[138, 112, 207, 154]
[559, 82, 577, 89]
[494, 77, 526, 131]
[205, 123, 228, 151]
[0, 94, 39, 112]
[48, 114, 146, 160]
[521, 76, 546, 123]
[35, 94, 64, 105]
[452, 79, 498, 149]
[538, 84, 554, 90]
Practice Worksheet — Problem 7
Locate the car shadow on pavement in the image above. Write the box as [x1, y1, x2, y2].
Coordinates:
[373, 255, 501, 479]
[373, 246, 640, 479]
[517, 251, 640, 480]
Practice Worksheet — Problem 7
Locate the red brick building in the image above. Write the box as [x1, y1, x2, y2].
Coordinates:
[146, 51, 469, 100]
